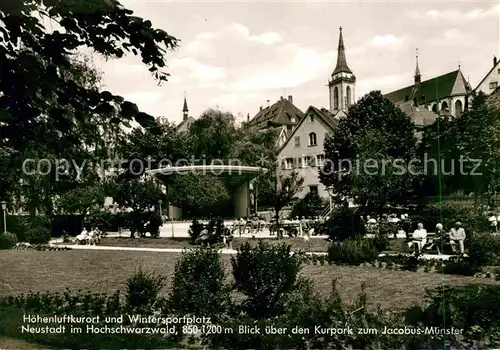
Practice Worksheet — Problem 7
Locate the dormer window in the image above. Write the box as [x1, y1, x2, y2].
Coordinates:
[405, 95, 409, 102]
[309, 115, 314, 122]
[291, 117, 296, 123]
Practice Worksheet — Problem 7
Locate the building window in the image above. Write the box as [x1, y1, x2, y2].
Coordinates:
[290, 117, 296, 123]
[498, 69, 500, 74]
[405, 95, 409, 102]
[432, 104, 437, 113]
[316, 154, 325, 167]
[294, 136, 300, 147]
[334, 87, 339, 110]
[346, 86, 351, 106]
[284, 158, 294, 169]
[490, 82, 498, 89]
[309, 185, 318, 196]
[309, 114, 314, 122]
[455, 99, 463, 117]
[302, 155, 314, 168]
[441, 101, 448, 111]
[308, 132, 317, 146]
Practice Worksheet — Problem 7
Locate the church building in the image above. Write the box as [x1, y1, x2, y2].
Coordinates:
[384, 53, 471, 121]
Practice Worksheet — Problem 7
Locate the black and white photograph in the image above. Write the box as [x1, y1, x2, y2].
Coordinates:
[1, 0, 500, 348]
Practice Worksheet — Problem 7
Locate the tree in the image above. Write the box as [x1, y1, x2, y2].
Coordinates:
[259, 171, 304, 238]
[0, 0, 179, 212]
[55, 182, 106, 217]
[108, 178, 166, 236]
[320, 91, 418, 213]
[419, 94, 500, 208]
[166, 174, 230, 217]
[189, 109, 237, 163]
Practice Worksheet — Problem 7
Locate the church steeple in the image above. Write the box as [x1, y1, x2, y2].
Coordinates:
[414, 49, 421, 84]
[329, 27, 355, 115]
[182, 92, 188, 121]
[332, 27, 352, 75]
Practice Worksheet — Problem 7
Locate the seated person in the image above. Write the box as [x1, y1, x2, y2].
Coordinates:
[449, 221, 466, 254]
[76, 228, 89, 245]
[428, 223, 447, 255]
[409, 223, 427, 254]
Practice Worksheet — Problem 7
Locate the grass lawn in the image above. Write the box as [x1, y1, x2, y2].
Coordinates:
[97, 236, 331, 252]
[1, 250, 499, 311]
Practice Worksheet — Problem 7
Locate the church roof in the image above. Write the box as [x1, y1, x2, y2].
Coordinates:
[385, 70, 470, 104]
[396, 101, 438, 128]
[182, 97, 189, 112]
[248, 97, 304, 128]
[332, 27, 353, 75]
[176, 116, 195, 133]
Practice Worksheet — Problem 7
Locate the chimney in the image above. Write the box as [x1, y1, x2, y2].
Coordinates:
[280, 96, 283, 100]
[260, 106, 263, 111]
[247, 113, 250, 122]
[288, 95, 293, 104]
[494, 56, 498, 66]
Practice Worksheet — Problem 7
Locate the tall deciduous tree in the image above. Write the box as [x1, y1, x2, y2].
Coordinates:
[320, 91, 418, 213]
[420, 93, 500, 207]
[0, 0, 179, 212]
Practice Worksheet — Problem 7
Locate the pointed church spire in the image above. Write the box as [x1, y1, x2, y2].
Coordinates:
[332, 27, 352, 75]
[182, 92, 188, 121]
[414, 48, 421, 84]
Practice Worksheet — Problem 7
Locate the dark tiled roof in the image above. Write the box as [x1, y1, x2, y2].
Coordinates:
[385, 70, 468, 104]
[248, 97, 304, 128]
[176, 116, 195, 132]
[396, 102, 438, 128]
[332, 28, 352, 75]
[487, 86, 500, 110]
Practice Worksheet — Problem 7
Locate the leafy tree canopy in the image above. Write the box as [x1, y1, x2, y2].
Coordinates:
[320, 91, 418, 212]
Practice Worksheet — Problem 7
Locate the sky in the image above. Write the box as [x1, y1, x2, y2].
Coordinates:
[93, 0, 500, 125]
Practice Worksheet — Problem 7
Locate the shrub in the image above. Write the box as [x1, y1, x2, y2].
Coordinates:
[290, 192, 325, 218]
[326, 206, 366, 241]
[412, 284, 500, 345]
[126, 268, 166, 310]
[0, 232, 17, 249]
[145, 212, 162, 238]
[467, 233, 500, 267]
[169, 247, 229, 318]
[372, 233, 389, 252]
[6, 215, 51, 244]
[327, 238, 379, 265]
[231, 241, 302, 318]
[441, 258, 478, 276]
[206, 279, 429, 350]
[187, 219, 204, 244]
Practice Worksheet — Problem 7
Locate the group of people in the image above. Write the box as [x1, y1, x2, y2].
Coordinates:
[361, 213, 467, 255]
[409, 221, 466, 255]
[75, 227, 103, 245]
[230, 216, 321, 239]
